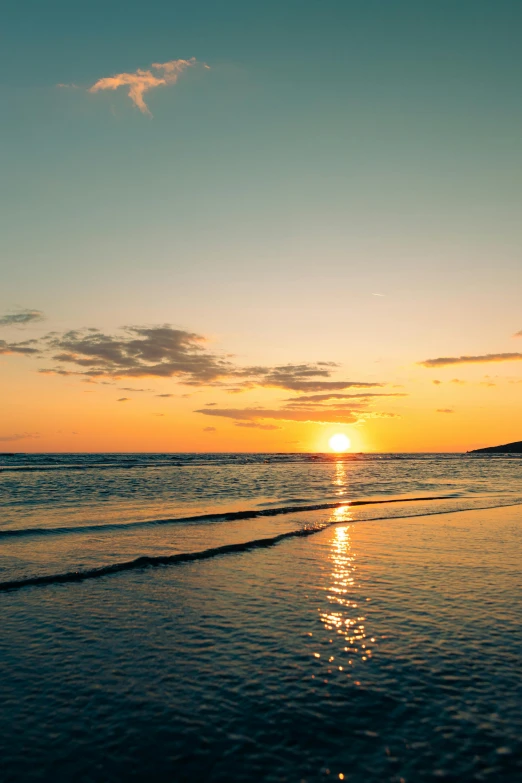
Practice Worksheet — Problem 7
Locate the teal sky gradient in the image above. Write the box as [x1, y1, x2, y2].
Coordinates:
[1, 1, 522, 449]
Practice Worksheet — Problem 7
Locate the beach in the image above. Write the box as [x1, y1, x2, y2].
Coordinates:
[2, 501, 521, 782]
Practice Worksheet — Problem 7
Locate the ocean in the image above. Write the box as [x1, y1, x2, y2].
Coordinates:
[1, 453, 521, 781]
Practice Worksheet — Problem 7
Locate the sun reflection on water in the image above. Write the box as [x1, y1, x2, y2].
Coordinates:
[318, 516, 374, 666]
[333, 459, 347, 496]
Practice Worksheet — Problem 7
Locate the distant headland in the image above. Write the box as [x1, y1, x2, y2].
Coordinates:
[468, 440, 522, 454]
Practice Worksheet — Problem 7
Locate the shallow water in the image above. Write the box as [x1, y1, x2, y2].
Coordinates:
[1, 452, 522, 587]
[1, 504, 521, 782]
[3, 453, 522, 528]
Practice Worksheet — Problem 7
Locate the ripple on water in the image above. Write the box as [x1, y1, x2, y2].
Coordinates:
[0, 504, 521, 782]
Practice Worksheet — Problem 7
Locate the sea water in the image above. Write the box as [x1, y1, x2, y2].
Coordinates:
[1, 452, 522, 587]
[1, 453, 521, 781]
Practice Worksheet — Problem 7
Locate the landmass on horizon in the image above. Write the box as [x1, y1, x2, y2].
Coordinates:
[468, 440, 522, 454]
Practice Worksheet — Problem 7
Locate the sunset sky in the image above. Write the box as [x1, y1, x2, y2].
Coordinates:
[1, 0, 521, 452]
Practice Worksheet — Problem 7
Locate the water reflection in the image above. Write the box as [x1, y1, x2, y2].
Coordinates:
[319, 517, 375, 665]
[333, 459, 347, 496]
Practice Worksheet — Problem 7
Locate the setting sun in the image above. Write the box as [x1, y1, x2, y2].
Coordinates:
[329, 433, 351, 453]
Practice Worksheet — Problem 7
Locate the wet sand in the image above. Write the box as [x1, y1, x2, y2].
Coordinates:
[1, 504, 521, 782]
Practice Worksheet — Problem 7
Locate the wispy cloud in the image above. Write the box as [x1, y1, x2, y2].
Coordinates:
[0, 339, 40, 355]
[195, 407, 361, 424]
[514, 330, 522, 338]
[283, 392, 406, 404]
[436, 409, 454, 414]
[38, 325, 233, 382]
[203, 426, 216, 432]
[0, 309, 45, 355]
[0, 309, 45, 327]
[195, 406, 397, 426]
[1, 316, 403, 432]
[248, 366, 384, 393]
[6, 321, 395, 421]
[119, 386, 154, 393]
[13, 323, 387, 395]
[88, 58, 205, 116]
[234, 421, 281, 431]
[0, 432, 39, 442]
[420, 353, 522, 368]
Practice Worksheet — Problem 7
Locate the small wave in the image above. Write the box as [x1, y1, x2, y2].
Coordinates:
[2, 498, 521, 594]
[0, 452, 477, 473]
[0, 524, 332, 593]
[0, 461, 185, 474]
[0, 495, 455, 539]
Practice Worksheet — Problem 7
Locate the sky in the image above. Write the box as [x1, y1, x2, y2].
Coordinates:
[1, 0, 521, 452]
